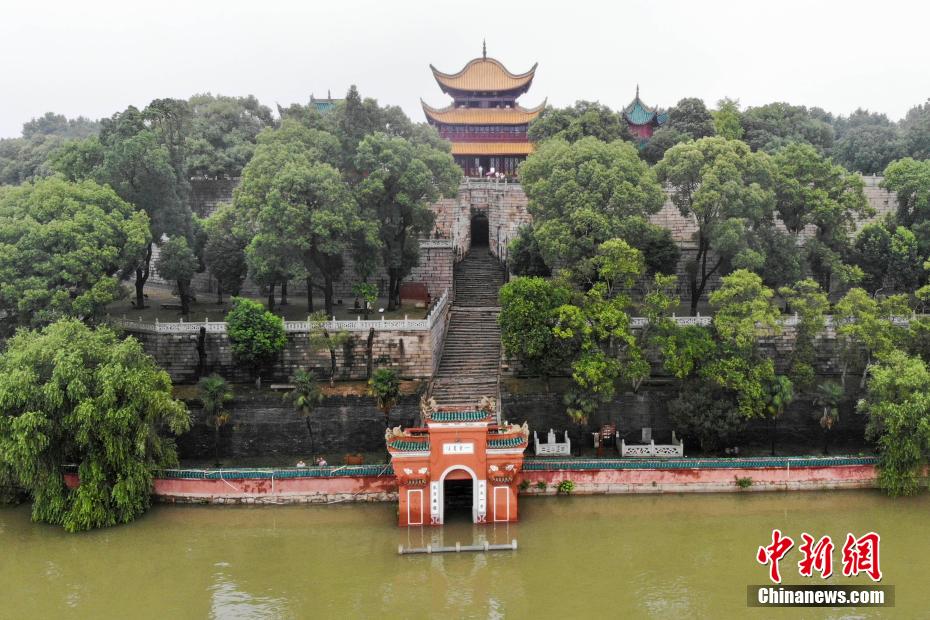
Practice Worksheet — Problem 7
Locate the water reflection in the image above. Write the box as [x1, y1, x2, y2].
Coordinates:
[1, 491, 928, 618]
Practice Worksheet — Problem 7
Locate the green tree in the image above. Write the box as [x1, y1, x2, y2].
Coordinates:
[507, 226, 551, 277]
[882, 157, 930, 227]
[197, 374, 233, 466]
[203, 204, 248, 303]
[639, 126, 688, 165]
[498, 277, 573, 377]
[285, 369, 325, 455]
[225, 297, 286, 386]
[0, 112, 100, 185]
[740, 102, 834, 153]
[668, 382, 744, 452]
[713, 98, 744, 140]
[520, 137, 665, 277]
[656, 137, 777, 314]
[772, 142, 870, 289]
[527, 101, 632, 144]
[779, 279, 829, 393]
[308, 311, 352, 386]
[354, 132, 461, 310]
[762, 374, 794, 456]
[369, 368, 401, 431]
[706, 270, 781, 418]
[853, 224, 924, 293]
[0, 320, 190, 531]
[858, 350, 930, 496]
[900, 99, 930, 161]
[666, 97, 715, 140]
[0, 177, 150, 331]
[833, 123, 903, 175]
[52, 105, 193, 309]
[552, 240, 647, 432]
[186, 93, 275, 178]
[833, 288, 909, 388]
[155, 236, 198, 315]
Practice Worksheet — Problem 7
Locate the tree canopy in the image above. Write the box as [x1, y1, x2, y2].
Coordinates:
[527, 101, 632, 144]
[656, 137, 777, 313]
[0, 320, 190, 531]
[0, 177, 149, 330]
[186, 93, 275, 178]
[354, 132, 461, 309]
[520, 137, 665, 277]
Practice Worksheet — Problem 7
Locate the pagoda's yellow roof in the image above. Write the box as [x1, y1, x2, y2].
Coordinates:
[422, 100, 546, 125]
[430, 57, 537, 93]
[450, 142, 535, 156]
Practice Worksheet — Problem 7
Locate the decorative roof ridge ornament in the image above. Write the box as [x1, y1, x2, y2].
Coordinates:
[483, 38, 487, 59]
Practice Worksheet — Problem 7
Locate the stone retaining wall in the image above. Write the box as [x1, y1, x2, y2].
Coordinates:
[178, 392, 422, 460]
[125, 316, 448, 384]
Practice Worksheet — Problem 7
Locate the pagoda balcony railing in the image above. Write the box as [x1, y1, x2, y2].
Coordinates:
[110, 289, 451, 335]
[439, 133, 529, 143]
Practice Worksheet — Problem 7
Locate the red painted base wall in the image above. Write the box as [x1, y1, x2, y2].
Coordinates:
[63, 464, 879, 506]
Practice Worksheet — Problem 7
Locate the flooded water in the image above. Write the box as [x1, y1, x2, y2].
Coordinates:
[2, 491, 927, 618]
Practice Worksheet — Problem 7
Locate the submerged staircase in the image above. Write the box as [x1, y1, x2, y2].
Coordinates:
[429, 248, 506, 410]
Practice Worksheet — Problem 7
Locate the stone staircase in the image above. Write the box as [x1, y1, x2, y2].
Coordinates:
[429, 249, 506, 410]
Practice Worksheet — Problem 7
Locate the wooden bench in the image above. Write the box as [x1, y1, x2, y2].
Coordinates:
[160, 303, 183, 310]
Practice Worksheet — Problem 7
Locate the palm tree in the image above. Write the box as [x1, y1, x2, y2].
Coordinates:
[369, 368, 401, 431]
[815, 381, 843, 455]
[285, 369, 325, 455]
[198, 374, 234, 466]
[764, 375, 794, 456]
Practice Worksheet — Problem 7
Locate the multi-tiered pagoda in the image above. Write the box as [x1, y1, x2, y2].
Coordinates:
[623, 86, 669, 145]
[423, 44, 545, 177]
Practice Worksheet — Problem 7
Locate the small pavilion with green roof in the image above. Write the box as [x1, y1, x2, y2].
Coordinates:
[623, 85, 669, 145]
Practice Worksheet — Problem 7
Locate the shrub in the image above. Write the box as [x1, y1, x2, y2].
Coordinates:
[225, 297, 286, 384]
[557, 479, 575, 494]
[735, 477, 753, 489]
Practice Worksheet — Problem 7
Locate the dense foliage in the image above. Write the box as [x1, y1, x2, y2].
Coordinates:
[0, 320, 190, 531]
[0, 177, 149, 331]
[225, 297, 286, 382]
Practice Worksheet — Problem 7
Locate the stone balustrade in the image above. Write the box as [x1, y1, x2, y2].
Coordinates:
[620, 432, 685, 458]
[533, 429, 571, 456]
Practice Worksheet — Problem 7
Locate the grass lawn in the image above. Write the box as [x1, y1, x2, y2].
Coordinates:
[106, 284, 429, 323]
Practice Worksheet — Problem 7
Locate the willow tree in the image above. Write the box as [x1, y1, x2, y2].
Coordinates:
[0, 320, 190, 532]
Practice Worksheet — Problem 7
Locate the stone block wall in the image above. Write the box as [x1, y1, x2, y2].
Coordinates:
[123, 312, 450, 384]
[178, 391, 421, 460]
[189, 177, 239, 217]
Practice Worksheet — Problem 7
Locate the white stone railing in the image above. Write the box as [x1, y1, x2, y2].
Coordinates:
[534, 429, 571, 456]
[111, 288, 450, 335]
[629, 314, 918, 329]
[621, 432, 684, 458]
[113, 304, 919, 336]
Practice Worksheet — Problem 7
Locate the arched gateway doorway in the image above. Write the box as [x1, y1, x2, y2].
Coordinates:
[440, 465, 478, 523]
[387, 407, 529, 527]
[470, 213, 489, 248]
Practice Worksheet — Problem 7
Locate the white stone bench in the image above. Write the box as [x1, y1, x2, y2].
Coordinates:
[534, 429, 571, 456]
[620, 432, 684, 458]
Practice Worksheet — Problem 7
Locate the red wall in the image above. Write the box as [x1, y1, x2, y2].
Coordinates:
[63, 464, 879, 505]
